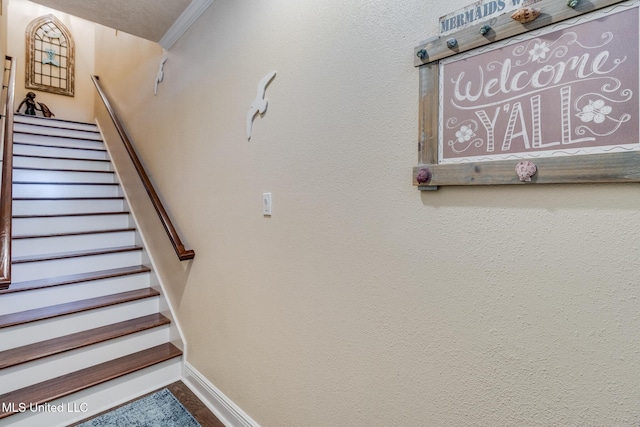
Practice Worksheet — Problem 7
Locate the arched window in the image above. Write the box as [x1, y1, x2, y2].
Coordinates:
[25, 14, 75, 97]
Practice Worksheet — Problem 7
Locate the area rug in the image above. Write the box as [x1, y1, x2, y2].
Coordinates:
[76, 388, 201, 427]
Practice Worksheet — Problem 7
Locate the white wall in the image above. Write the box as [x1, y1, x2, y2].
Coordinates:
[95, 1, 640, 426]
[7, 0, 94, 122]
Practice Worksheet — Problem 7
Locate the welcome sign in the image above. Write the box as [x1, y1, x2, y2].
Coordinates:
[414, 0, 640, 188]
[439, 7, 638, 164]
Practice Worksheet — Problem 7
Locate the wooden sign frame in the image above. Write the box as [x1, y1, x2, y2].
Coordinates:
[413, 0, 640, 189]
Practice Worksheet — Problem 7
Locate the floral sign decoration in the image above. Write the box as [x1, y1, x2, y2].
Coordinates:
[413, 0, 640, 188]
[440, 7, 637, 164]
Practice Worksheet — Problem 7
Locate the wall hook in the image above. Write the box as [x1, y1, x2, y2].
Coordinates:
[479, 25, 492, 36]
[515, 161, 537, 182]
[416, 167, 433, 184]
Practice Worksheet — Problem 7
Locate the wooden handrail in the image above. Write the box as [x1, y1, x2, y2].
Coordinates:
[0, 56, 16, 287]
[91, 75, 195, 261]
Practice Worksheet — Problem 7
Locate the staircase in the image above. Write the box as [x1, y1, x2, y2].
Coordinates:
[0, 115, 183, 426]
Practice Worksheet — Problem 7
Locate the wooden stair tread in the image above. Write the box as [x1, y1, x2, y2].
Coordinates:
[0, 265, 151, 294]
[13, 245, 141, 264]
[14, 114, 100, 130]
[13, 181, 118, 185]
[0, 288, 159, 328]
[14, 153, 110, 162]
[14, 128, 101, 135]
[15, 127, 99, 135]
[14, 196, 124, 201]
[14, 166, 115, 174]
[13, 196, 124, 200]
[13, 227, 136, 239]
[0, 343, 182, 419]
[14, 140, 106, 151]
[14, 211, 129, 219]
[0, 313, 170, 370]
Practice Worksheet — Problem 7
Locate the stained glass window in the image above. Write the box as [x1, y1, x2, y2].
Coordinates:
[26, 15, 75, 97]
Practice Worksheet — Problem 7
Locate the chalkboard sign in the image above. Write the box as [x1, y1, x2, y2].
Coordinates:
[413, 0, 640, 189]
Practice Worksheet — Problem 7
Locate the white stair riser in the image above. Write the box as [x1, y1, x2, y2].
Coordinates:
[13, 123, 102, 140]
[0, 273, 151, 316]
[14, 144, 108, 160]
[14, 133, 105, 150]
[13, 214, 131, 235]
[0, 327, 171, 394]
[1, 358, 182, 427]
[13, 183, 120, 198]
[12, 251, 142, 282]
[14, 199, 124, 215]
[13, 230, 137, 258]
[0, 298, 160, 352]
[14, 156, 112, 172]
[13, 116, 98, 132]
[13, 169, 116, 184]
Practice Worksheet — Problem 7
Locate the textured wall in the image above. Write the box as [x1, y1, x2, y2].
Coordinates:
[7, 0, 95, 123]
[94, 0, 640, 425]
[1, 1, 7, 59]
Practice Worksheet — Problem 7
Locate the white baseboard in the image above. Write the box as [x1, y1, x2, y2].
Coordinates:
[182, 362, 260, 427]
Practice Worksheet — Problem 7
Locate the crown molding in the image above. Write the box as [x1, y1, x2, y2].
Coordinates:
[159, 0, 214, 50]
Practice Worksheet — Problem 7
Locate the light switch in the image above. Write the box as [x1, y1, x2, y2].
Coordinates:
[263, 193, 272, 216]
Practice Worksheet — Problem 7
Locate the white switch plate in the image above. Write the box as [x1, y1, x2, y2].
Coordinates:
[263, 193, 272, 216]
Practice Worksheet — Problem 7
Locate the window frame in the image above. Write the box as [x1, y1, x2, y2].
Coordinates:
[25, 14, 75, 97]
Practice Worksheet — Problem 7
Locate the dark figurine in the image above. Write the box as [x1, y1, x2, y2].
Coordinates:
[17, 91, 37, 115]
[37, 102, 55, 118]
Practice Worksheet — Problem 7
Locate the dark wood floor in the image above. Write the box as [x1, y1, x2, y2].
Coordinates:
[68, 380, 225, 427]
[167, 381, 226, 427]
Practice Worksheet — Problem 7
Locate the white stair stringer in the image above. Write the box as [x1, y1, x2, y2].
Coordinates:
[0, 115, 185, 426]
